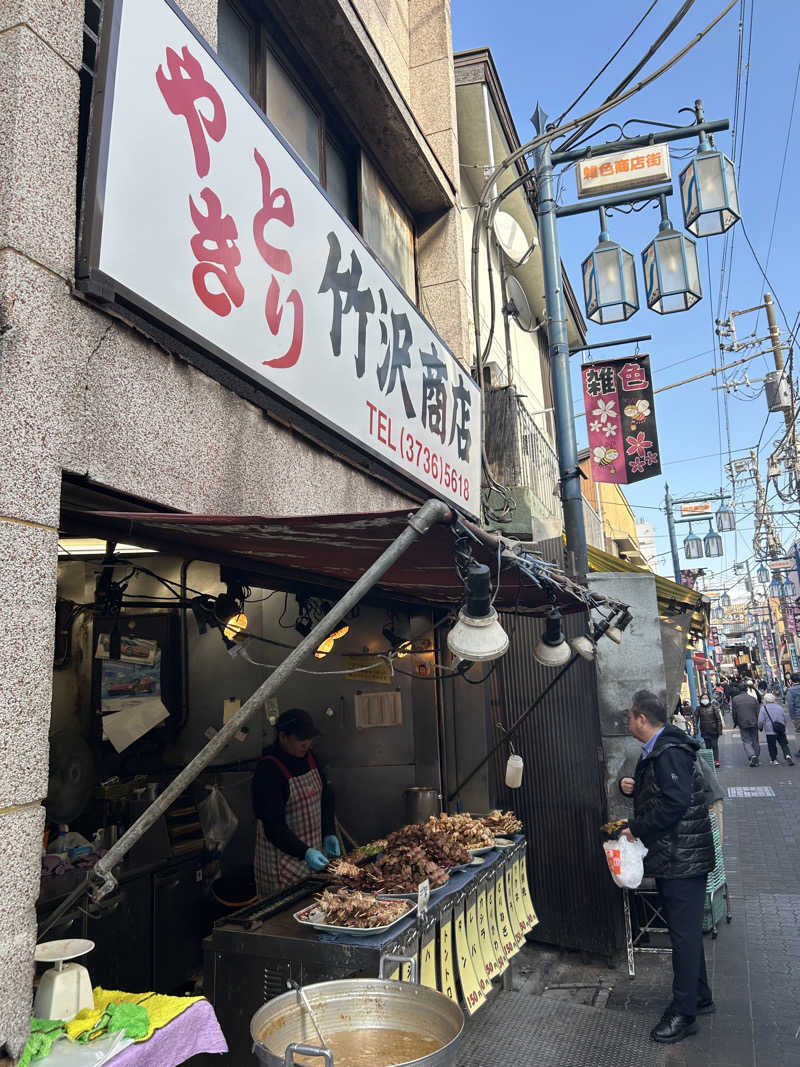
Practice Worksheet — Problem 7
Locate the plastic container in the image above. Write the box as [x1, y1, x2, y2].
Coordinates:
[505, 754, 524, 788]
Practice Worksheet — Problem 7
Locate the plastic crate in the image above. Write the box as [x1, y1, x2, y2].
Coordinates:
[703, 884, 727, 932]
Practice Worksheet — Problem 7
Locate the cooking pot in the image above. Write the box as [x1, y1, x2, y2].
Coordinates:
[404, 787, 440, 825]
[250, 978, 464, 1066]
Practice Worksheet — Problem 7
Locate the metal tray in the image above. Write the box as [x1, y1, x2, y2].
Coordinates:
[293, 901, 415, 935]
[468, 845, 496, 856]
[493, 837, 515, 849]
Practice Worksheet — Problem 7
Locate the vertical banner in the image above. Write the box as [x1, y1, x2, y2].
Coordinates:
[582, 355, 661, 484]
[495, 870, 518, 959]
[420, 924, 437, 990]
[465, 891, 490, 993]
[505, 863, 524, 949]
[454, 900, 486, 1014]
[438, 909, 457, 1003]
[486, 878, 508, 974]
[475, 883, 496, 982]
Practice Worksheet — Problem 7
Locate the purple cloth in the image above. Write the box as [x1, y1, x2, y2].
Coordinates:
[105, 1000, 228, 1066]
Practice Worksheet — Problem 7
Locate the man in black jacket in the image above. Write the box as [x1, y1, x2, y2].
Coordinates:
[731, 683, 761, 766]
[620, 690, 715, 1044]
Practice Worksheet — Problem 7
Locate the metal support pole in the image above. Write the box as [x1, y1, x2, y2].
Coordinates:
[533, 104, 588, 580]
[91, 498, 452, 900]
[764, 292, 799, 480]
[664, 485, 698, 709]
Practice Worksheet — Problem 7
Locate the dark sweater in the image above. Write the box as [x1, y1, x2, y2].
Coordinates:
[251, 743, 335, 860]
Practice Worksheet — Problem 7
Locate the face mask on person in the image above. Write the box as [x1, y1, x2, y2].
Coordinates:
[700, 698, 710, 706]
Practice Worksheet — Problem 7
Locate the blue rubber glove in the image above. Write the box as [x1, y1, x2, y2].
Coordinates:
[305, 847, 329, 872]
[323, 835, 341, 858]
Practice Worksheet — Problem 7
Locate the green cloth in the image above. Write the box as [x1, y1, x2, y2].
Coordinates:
[77, 1000, 149, 1042]
[18, 1019, 66, 1066]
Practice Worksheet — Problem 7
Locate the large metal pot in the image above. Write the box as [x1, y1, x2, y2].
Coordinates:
[250, 979, 464, 1066]
[404, 787, 440, 825]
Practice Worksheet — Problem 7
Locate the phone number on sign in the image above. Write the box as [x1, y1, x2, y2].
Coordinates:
[365, 401, 471, 502]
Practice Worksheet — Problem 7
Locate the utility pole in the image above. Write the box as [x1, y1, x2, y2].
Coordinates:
[664, 485, 699, 709]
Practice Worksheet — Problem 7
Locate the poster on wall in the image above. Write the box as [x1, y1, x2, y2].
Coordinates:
[581, 354, 661, 485]
[97, 638, 169, 751]
[78, 0, 481, 517]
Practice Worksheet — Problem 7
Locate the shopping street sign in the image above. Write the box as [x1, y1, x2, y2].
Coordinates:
[581, 354, 661, 485]
[576, 145, 671, 199]
[78, 0, 481, 517]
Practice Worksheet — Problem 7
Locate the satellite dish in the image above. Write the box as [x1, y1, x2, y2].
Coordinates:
[504, 275, 534, 332]
[493, 211, 536, 266]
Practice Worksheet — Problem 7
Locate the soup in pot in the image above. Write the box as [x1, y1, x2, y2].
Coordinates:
[266, 1026, 443, 1066]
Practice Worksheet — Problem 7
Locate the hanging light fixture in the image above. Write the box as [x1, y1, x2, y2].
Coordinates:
[602, 607, 632, 645]
[581, 206, 639, 324]
[684, 524, 704, 559]
[757, 563, 770, 585]
[703, 521, 723, 558]
[568, 633, 596, 660]
[214, 582, 248, 642]
[642, 195, 702, 313]
[715, 504, 735, 532]
[533, 608, 572, 667]
[315, 624, 349, 659]
[679, 100, 740, 237]
[447, 563, 509, 663]
[782, 577, 796, 598]
[719, 591, 731, 609]
[770, 575, 783, 598]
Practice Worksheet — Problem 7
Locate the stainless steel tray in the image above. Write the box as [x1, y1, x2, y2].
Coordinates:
[293, 901, 415, 935]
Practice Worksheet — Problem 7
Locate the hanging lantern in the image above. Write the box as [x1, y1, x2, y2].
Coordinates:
[720, 592, 731, 609]
[769, 578, 783, 598]
[642, 195, 702, 314]
[782, 578, 796, 598]
[703, 523, 723, 558]
[581, 207, 639, 324]
[679, 142, 740, 237]
[715, 505, 735, 532]
[684, 525, 703, 559]
[757, 563, 770, 585]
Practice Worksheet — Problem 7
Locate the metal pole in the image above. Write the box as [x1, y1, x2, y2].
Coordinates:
[533, 104, 588, 580]
[764, 292, 799, 483]
[664, 485, 698, 710]
[91, 498, 452, 900]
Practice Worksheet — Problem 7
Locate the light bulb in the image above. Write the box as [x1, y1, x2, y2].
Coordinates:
[223, 612, 248, 641]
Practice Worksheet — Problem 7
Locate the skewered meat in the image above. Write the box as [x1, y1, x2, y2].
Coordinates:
[481, 810, 522, 835]
[384, 824, 470, 867]
[315, 888, 411, 928]
[327, 859, 362, 881]
[425, 813, 494, 849]
[341, 839, 387, 866]
[330, 841, 450, 894]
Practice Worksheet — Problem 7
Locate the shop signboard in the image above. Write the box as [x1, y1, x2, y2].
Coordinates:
[78, 0, 481, 517]
[581, 354, 661, 484]
[679, 502, 712, 516]
[575, 145, 671, 199]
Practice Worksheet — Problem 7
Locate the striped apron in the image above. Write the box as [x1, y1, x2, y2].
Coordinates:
[254, 752, 323, 897]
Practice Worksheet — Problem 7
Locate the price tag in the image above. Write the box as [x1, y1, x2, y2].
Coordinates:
[510, 860, 528, 938]
[400, 954, 416, 982]
[476, 888, 495, 981]
[465, 894, 488, 995]
[520, 856, 539, 930]
[495, 869, 518, 958]
[453, 901, 486, 1014]
[420, 926, 437, 990]
[486, 878, 508, 974]
[505, 864, 524, 947]
[438, 912, 457, 1002]
[417, 878, 430, 916]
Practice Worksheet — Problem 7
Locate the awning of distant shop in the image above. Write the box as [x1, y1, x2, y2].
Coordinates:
[64, 508, 594, 615]
[587, 544, 709, 635]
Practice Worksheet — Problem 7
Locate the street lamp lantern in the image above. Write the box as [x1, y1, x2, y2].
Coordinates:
[679, 102, 740, 237]
[684, 526, 703, 559]
[757, 563, 770, 585]
[782, 578, 796, 598]
[703, 523, 723, 558]
[581, 207, 638, 324]
[770, 578, 783, 598]
[642, 195, 702, 314]
[715, 504, 735, 532]
[720, 591, 731, 609]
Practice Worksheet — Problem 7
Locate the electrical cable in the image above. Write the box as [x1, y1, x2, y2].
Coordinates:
[553, 0, 660, 126]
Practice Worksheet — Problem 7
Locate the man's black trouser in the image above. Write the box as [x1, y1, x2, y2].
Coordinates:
[655, 874, 711, 1016]
[703, 734, 720, 763]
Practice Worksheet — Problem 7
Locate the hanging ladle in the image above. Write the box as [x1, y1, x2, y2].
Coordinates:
[287, 979, 328, 1050]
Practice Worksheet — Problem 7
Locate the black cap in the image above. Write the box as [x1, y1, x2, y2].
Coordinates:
[276, 708, 320, 740]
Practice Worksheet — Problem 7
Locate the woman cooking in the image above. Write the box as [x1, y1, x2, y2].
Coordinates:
[252, 708, 340, 896]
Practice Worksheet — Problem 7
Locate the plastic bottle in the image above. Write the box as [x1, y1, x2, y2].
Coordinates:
[505, 754, 524, 788]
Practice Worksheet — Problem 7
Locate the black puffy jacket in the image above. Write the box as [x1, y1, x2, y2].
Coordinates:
[628, 726, 715, 879]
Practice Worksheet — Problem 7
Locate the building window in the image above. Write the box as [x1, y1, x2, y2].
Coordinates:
[216, 0, 414, 296]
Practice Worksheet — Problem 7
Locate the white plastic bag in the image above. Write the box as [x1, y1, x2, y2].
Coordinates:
[198, 785, 239, 853]
[602, 835, 648, 889]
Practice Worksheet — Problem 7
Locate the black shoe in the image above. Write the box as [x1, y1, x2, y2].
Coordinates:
[696, 997, 715, 1015]
[651, 1011, 698, 1043]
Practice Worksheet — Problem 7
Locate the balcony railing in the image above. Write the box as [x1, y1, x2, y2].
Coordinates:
[517, 403, 561, 528]
[582, 498, 604, 550]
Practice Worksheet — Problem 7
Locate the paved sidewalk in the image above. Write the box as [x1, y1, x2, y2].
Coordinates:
[462, 721, 800, 1066]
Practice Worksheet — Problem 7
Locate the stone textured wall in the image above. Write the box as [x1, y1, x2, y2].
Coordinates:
[0, 0, 466, 1055]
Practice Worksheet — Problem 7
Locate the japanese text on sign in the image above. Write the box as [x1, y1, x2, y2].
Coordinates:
[582, 355, 661, 485]
[576, 145, 671, 199]
[86, 0, 481, 515]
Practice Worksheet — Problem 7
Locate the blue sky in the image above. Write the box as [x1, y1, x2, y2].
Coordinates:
[451, 0, 800, 595]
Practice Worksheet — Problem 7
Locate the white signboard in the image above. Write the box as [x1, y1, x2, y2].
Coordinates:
[82, 0, 480, 516]
[576, 145, 671, 199]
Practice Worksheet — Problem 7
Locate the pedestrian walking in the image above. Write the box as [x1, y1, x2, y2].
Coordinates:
[619, 690, 715, 1044]
[758, 693, 794, 767]
[696, 692, 723, 768]
[786, 672, 800, 757]
[731, 683, 761, 767]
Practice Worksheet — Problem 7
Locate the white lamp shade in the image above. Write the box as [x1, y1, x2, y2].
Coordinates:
[582, 240, 639, 324]
[447, 607, 509, 663]
[642, 228, 702, 314]
[680, 149, 740, 237]
[533, 638, 572, 667]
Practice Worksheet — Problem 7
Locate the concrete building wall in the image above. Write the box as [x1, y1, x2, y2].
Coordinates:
[0, 0, 465, 1055]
